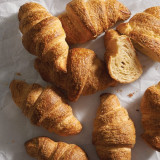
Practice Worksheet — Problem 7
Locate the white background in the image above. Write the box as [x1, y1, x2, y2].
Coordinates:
[0, 0, 160, 159]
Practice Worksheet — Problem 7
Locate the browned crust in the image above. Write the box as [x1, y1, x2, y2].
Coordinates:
[59, 0, 130, 44]
[25, 137, 88, 160]
[9, 80, 82, 136]
[93, 93, 136, 160]
[117, 6, 160, 62]
[104, 29, 143, 83]
[34, 48, 116, 102]
[141, 83, 160, 151]
[66, 48, 95, 101]
[18, 2, 69, 72]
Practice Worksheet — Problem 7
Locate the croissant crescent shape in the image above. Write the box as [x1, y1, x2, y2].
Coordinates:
[93, 93, 136, 160]
[25, 137, 88, 160]
[117, 6, 160, 62]
[141, 82, 160, 151]
[59, 0, 131, 44]
[34, 48, 117, 101]
[18, 2, 69, 72]
[10, 80, 82, 136]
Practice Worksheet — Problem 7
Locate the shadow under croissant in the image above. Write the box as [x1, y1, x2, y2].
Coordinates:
[123, 95, 155, 160]
[0, 12, 37, 160]
[136, 50, 155, 75]
[0, 13, 22, 69]
[0, 13, 19, 41]
[71, 34, 106, 61]
[0, 12, 44, 84]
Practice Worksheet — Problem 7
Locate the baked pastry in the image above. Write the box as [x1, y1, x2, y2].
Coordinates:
[59, 0, 131, 44]
[34, 48, 117, 101]
[93, 93, 136, 160]
[18, 2, 69, 72]
[105, 29, 143, 83]
[25, 137, 88, 160]
[141, 82, 160, 151]
[9, 80, 82, 136]
[117, 6, 160, 62]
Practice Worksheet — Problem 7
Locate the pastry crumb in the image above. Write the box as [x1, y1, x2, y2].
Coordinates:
[136, 109, 139, 112]
[12, 140, 15, 143]
[128, 92, 135, 98]
[16, 72, 22, 76]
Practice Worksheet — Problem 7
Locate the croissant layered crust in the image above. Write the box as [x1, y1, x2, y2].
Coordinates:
[9, 80, 82, 136]
[25, 137, 88, 160]
[18, 2, 69, 72]
[141, 82, 160, 151]
[117, 6, 160, 62]
[59, 0, 131, 44]
[93, 94, 136, 160]
[34, 48, 117, 101]
[105, 29, 143, 83]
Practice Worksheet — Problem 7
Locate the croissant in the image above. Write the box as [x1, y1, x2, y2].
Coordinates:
[18, 2, 69, 72]
[58, 0, 131, 44]
[25, 137, 88, 160]
[93, 93, 136, 160]
[104, 29, 143, 83]
[9, 80, 82, 136]
[141, 82, 160, 151]
[117, 6, 160, 62]
[34, 48, 117, 101]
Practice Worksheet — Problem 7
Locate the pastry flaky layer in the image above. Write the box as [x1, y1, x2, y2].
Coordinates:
[117, 6, 160, 62]
[34, 48, 117, 102]
[93, 93, 136, 160]
[9, 80, 82, 136]
[18, 2, 69, 72]
[105, 29, 143, 83]
[59, 0, 131, 44]
[141, 82, 160, 151]
[25, 137, 88, 160]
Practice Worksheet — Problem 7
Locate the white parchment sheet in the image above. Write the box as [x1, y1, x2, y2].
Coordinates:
[0, 0, 160, 159]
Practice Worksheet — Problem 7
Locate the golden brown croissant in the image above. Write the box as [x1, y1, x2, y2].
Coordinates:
[104, 29, 143, 83]
[141, 82, 160, 151]
[58, 0, 131, 44]
[25, 137, 88, 160]
[93, 93, 136, 160]
[34, 48, 117, 101]
[117, 6, 160, 62]
[18, 2, 69, 72]
[9, 80, 82, 136]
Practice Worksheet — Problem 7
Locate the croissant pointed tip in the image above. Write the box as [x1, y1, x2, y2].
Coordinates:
[10, 80, 29, 107]
[118, 2, 131, 20]
[25, 137, 44, 158]
[155, 82, 160, 89]
[141, 133, 160, 152]
[9, 79, 22, 88]
[9, 79, 16, 89]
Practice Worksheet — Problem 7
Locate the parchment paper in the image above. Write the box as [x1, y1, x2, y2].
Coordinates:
[0, 0, 160, 159]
